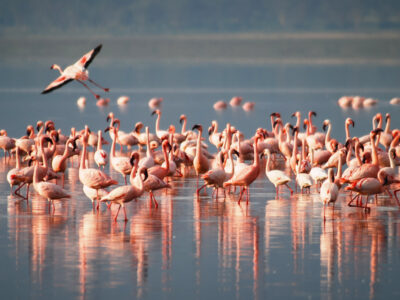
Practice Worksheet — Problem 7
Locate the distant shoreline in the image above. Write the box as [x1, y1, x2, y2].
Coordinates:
[2, 32, 400, 66]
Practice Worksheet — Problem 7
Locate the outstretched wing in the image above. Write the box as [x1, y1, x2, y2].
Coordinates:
[74, 44, 102, 69]
[41, 75, 73, 94]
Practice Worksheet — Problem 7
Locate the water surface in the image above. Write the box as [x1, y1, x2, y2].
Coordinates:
[0, 38, 400, 299]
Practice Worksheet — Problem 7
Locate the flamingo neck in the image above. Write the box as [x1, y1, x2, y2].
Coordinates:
[253, 137, 260, 167]
[385, 116, 391, 134]
[40, 138, 49, 168]
[33, 161, 40, 186]
[295, 113, 301, 128]
[325, 123, 332, 144]
[354, 142, 362, 166]
[163, 143, 170, 171]
[181, 118, 187, 134]
[52, 64, 63, 74]
[129, 156, 139, 184]
[227, 150, 235, 175]
[345, 123, 351, 141]
[155, 113, 161, 134]
[80, 139, 87, 169]
[370, 134, 379, 165]
[111, 129, 117, 157]
[336, 152, 343, 179]
[15, 147, 21, 169]
[266, 151, 271, 172]
[146, 127, 152, 157]
[97, 131, 102, 150]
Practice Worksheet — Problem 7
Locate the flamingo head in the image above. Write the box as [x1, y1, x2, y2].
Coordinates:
[192, 124, 202, 132]
[134, 122, 143, 133]
[151, 109, 160, 116]
[371, 128, 383, 137]
[292, 126, 299, 136]
[303, 119, 309, 130]
[270, 112, 281, 118]
[344, 181, 357, 191]
[129, 151, 140, 166]
[309, 111, 317, 118]
[346, 118, 355, 128]
[139, 167, 149, 181]
[36, 121, 44, 132]
[179, 114, 186, 124]
[385, 113, 391, 122]
[322, 119, 330, 132]
[106, 112, 114, 123]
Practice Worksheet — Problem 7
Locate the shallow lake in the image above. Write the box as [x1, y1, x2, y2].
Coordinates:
[0, 37, 400, 299]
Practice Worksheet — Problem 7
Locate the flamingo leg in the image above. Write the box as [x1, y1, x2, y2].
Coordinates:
[124, 175, 127, 185]
[246, 187, 250, 204]
[275, 186, 279, 198]
[216, 188, 219, 200]
[123, 206, 128, 222]
[88, 78, 109, 92]
[114, 204, 121, 222]
[393, 189, 400, 207]
[151, 191, 159, 208]
[238, 187, 245, 204]
[196, 184, 207, 197]
[76, 80, 100, 99]
[285, 183, 294, 196]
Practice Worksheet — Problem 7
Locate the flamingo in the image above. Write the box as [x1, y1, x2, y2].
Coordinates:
[230, 96, 243, 107]
[0, 129, 15, 159]
[42, 44, 109, 99]
[94, 130, 108, 169]
[192, 124, 211, 182]
[112, 119, 138, 152]
[138, 127, 156, 169]
[345, 177, 383, 211]
[197, 149, 236, 199]
[148, 140, 171, 180]
[213, 100, 227, 110]
[264, 149, 293, 197]
[83, 185, 109, 210]
[320, 168, 339, 220]
[106, 126, 134, 184]
[242, 101, 255, 111]
[7, 146, 23, 195]
[101, 154, 147, 221]
[151, 109, 169, 140]
[79, 127, 118, 198]
[32, 160, 70, 214]
[51, 137, 79, 184]
[223, 134, 261, 204]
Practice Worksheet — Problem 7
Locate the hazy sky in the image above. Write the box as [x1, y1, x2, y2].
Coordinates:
[1, 0, 400, 37]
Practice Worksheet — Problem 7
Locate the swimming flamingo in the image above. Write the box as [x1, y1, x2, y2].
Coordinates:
[42, 44, 109, 99]
[213, 100, 227, 110]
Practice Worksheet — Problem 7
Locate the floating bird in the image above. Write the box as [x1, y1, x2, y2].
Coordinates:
[42, 44, 108, 99]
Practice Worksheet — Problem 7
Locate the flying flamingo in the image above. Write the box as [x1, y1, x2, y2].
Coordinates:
[42, 44, 109, 99]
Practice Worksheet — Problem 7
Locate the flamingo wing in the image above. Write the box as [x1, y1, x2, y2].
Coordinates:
[41, 75, 73, 94]
[74, 44, 102, 69]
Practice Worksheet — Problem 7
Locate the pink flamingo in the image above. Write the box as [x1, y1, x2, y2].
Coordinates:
[213, 100, 227, 110]
[42, 44, 109, 99]
[223, 134, 261, 204]
[230, 96, 243, 107]
[148, 140, 171, 180]
[32, 160, 70, 214]
[94, 130, 108, 169]
[101, 153, 147, 221]
[79, 127, 118, 200]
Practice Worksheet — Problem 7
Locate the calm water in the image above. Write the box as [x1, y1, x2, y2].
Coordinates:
[1, 38, 400, 299]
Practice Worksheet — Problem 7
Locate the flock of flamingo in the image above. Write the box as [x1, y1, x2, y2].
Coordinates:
[1, 44, 399, 222]
[1, 108, 400, 222]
